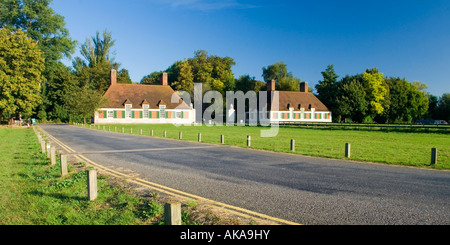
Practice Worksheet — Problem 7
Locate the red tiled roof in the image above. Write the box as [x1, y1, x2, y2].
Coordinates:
[268, 91, 330, 112]
[102, 84, 191, 109]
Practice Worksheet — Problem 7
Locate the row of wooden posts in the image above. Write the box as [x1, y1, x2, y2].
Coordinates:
[75, 123, 440, 165]
[33, 126, 182, 225]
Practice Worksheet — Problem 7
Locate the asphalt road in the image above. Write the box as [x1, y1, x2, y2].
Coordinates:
[39, 124, 450, 225]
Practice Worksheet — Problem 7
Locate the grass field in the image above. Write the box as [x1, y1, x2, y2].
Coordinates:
[0, 127, 241, 225]
[85, 123, 450, 170]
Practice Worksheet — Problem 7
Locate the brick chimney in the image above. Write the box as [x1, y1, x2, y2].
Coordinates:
[267, 80, 276, 91]
[110, 69, 117, 86]
[300, 82, 308, 92]
[161, 72, 168, 86]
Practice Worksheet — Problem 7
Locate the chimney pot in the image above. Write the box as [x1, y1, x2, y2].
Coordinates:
[110, 69, 117, 86]
[161, 72, 168, 86]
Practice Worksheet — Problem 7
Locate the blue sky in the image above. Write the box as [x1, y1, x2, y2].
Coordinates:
[52, 0, 450, 96]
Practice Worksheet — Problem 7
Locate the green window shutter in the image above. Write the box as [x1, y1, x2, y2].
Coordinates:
[140, 111, 143, 119]
[103, 111, 107, 118]
[131, 111, 135, 118]
[181, 111, 184, 119]
[122, 110, 125, 118]
[157, 111, 160, 119]
[166, 111, 169, 118]
[114, 111, 117, 119]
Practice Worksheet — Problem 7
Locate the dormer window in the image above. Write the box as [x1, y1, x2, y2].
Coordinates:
[125, 104, 132, 118]
[143, 104, 149, 118]
[159, 105, 166, 119]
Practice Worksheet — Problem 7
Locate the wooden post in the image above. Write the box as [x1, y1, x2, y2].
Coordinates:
[291, 139, 295, 152]
[345, 143, 351, 158]
[221, 135, 224, 144]
[46, 143, 51, 158]
[198, 133, 202, 142]
[60, 155, 68, 177]
[130, 128, 133, 134]
[179, 131, 182, 140]
[50, 147, 56, 166]
[115, 126, 117, 132]
[87, 169, 97, 201]
[164, 203, 182, 225]
[122, 127, 124, 133]
[140, 128, 143, 135]
[164, 130, 167, 137]
[151, 129, 154, 136]
[247, 135, 251, 147]
[40, 140, 46, 154]
[431, 148, 437, 165]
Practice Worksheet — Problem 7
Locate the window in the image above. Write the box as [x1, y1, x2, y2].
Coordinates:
[159, 105, 166, 119]
[107, 110, 114, 119]
[176, 112, 182, 119]
[143, 104, 149, 118]
[125, 104, 132, 118]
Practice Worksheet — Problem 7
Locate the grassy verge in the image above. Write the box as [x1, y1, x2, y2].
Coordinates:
[85, 123, 449, 170]
[0, 127, 244, 225]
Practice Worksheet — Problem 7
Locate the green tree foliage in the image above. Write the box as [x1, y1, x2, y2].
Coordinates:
[65, 85, 107, 124]
[0, 0, 76, 62]
[73, 30, 131, 92]
[0, 28, 44, 120]
[140, 71, 163, 85]
[172, 59, 194, 95]
[315, 64, 339, 114]
[262, 61, 301, 91]
[1, 0, 77, 121]
[316, 65, 430, 123]
[334, 75, 369, 123]
[235, 75, 265, 93]
[142, 50, 236, 96]
[436, 93, 450, 121]
[361, 68, 388, 116]
[40, 62, 77, 122]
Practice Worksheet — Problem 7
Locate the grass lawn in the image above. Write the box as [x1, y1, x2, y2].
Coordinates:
[87, 123, 450, 170]
[0, 127, 239, 225]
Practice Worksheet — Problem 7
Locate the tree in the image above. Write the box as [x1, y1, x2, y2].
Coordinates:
[117, 68, 132, 84]
[335, 75, 369, 123]
[74, 30, 129, 92]
[315, 64, 339, 112]
[145, 50, 236, 96]
[262, 61, 289, 81]
[425, 94, 439, 119]
[262, 62, 301, 91]
[40, 62, 78, 122]
[0, 0, 76, 62]
[140, 71, 163, 85]
[1, 0, 77, 120]
[0, 28, 44, 120]
[361, 68, 388, 117]
[235, 75, 265, 93]
[172, 59, 194, 94]
[436, 93, 450, 121]
[65, 85, 107, 124]
[380, 78, 429, 123]
[80, 30, 115, 68]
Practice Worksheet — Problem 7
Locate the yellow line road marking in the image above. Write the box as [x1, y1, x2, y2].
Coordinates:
[63, 145, 223, 155]
[38, 126, 301, 225]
